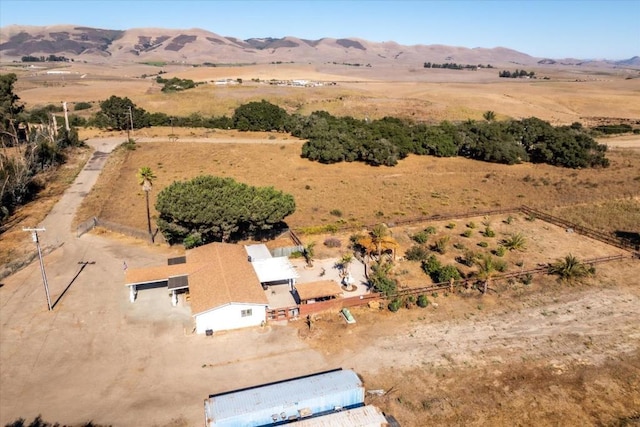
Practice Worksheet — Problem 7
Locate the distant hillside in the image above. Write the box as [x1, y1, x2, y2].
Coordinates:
[1, 25, 637, 69]
[0, 24, 537, 66]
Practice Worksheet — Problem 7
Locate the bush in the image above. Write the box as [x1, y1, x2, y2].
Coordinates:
[478, 241, 489, 248]
[446, 222, 456, 229]
[494, 246, 506, 257]
[329, 209, 342, 217]
[74, 101, 92, 111]
[417, 294, 429, 308]
[467, 221, 477, 229]
[462, 229, 473, 238]
[432, 236, 450, 254]
[484, 226, 496, 237]
[405, 245, 429, 261]
[388, 298, 402, 312]
[424, 226, 437, 235]
[520, 273, 533, 285]
[323, 237, 341, 248]
[412, 231, 430, 244]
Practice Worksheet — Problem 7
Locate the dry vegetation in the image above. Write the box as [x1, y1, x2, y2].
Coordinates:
[2, 62, 639, 426]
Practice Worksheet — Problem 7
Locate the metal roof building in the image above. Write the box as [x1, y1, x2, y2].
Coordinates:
[204, 369, 365, 427]
[288, 405, 390, 426]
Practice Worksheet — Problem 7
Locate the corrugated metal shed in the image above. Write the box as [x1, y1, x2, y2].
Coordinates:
[288, 405, 389, 426]
[204, 369, 364, 427]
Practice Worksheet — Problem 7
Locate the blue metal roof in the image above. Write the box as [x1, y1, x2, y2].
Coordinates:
[205, 369, 364, 427]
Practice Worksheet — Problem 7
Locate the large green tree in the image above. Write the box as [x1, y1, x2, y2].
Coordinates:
[155, 175, 295, 246]
[96, 95, 147, 131]
[232, 100, 289, 132]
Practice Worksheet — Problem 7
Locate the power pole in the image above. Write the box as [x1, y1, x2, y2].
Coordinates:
[128, 106, 134, 139]
[23, 227, 52, 311]
[62, 101, 70, 131]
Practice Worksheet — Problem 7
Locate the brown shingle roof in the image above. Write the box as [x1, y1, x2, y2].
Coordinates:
[187, 243, 268, 315]
[295, 280, 343, 301]
[124, 263, 205, 286]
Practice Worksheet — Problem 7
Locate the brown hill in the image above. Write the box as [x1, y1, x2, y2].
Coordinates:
[1, 24, 539, 67]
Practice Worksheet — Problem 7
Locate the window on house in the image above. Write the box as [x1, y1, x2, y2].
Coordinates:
[241, 309, 253, 317]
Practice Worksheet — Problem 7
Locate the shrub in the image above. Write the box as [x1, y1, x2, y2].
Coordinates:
[495, 259, 508, 272]
[432, 236, 450, 254]
[329, 209, 343, 217]
[494, 246, 506, 257]
[74, 101, 92, 111]
[422, 255, 442, 275]
[462, 229, 473, 238]
[406, 245, 430, 261]
[458, 249, 478, 266]
[446, 222, 456, 229]
[388, 298, 402, 312]
[183, 233, 202, 249]
[323, 237, 342, 248]
[502, 232, 527, 251]
[483, 226, 496, 238]
[467, 221, 477, 229]
[412, 231, 430, 244]
[478, 241, 489, 248]
[424, 226, 437, 235]
[453, 242, 466, 250]
[435, 264, 462, 283]
[504, 215, 514, 224]
[417, 294, 429, 308]
[520, 273, 533, 285]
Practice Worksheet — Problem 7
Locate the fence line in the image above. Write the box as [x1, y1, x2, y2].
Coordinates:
[76, 217, 162, 243]
[520, 206, 638, 253]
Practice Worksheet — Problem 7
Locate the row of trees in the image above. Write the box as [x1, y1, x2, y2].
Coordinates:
[423, 62, 491, 70]
[498, 69, 535, 78]
[293, 111, 609, 168]
[87, 97, 608, 169]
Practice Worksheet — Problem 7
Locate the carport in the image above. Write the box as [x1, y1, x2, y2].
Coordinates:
[124, 263, 204, 303]
[294, 280, 343, 304]
[250, 257, 299, 290]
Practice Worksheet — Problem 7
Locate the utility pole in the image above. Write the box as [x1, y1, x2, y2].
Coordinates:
[23, 227, 52, 311]
[128, 106, 134, 139]
[62, 101, 70, 131]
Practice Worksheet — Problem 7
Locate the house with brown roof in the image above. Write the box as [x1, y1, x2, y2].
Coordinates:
[124, 242, 299, 334]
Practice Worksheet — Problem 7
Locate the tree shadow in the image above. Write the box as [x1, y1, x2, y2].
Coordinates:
[51, 261, 95, 310]
[615, 230, 640, 250]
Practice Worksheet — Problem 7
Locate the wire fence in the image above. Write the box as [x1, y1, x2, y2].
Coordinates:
[76, 217, 163, 243]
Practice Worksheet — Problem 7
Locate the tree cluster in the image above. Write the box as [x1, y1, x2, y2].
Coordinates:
[292, 112, 608, 168]
[424, 62, 489, 70]
[499, 69, 535, 78]
[155, 175, 295, 246]
[232, 100, 289, 132]
[156, 76, 197, 92]
[21, 55, 71, 62]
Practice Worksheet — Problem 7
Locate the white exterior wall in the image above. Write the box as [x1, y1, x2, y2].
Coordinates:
[195, 303, 266, 334]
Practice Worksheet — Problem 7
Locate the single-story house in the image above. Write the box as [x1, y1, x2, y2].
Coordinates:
[124, 242, 299, 333]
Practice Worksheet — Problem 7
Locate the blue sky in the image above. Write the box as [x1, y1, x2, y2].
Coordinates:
[1, 0, 638, 59]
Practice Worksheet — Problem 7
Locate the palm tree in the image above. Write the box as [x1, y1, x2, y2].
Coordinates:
[136, 167, 156, 236]
[475, 253, 497, 294]
[548, 254, 590, 282]
[371, 223, 389, 259]
[483, 110, 496, 122]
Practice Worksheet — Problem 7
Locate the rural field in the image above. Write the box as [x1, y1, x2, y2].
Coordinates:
[1, 61, 639, 426]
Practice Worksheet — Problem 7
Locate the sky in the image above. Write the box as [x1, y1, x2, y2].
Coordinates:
[1, 0, 639, 60]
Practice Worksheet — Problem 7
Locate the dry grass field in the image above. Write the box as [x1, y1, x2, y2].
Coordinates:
[2, 62, 640, 426]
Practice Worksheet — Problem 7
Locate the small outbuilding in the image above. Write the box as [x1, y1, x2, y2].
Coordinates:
[204, 369, 365, 427]
[294, 280, 343, 304]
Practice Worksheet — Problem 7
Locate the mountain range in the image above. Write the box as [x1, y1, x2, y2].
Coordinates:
[1, 25, 638, 68]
